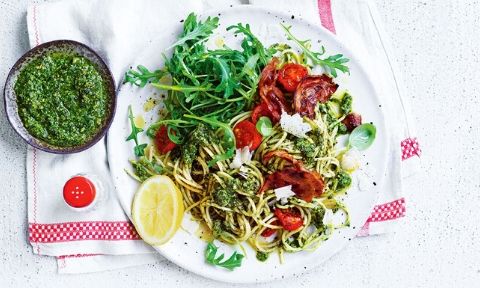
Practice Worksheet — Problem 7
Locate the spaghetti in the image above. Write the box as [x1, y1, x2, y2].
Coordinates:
[125, 14, 363, 263]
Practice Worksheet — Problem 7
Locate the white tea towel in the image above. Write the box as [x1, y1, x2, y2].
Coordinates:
[25, 0, 421, 273]
[57, 253, 163, 274]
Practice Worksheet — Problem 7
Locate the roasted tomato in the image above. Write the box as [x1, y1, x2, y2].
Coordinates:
[277, 63, 308, 92]
[274, 208, 303, 231]
[294, 75, 338, 118]
[261, 220, 279, 237]
[233, 120, 263, 151]
[251, 102, 273, 124]
[155, 125, 177, 154]
[342, 112, 362, 132]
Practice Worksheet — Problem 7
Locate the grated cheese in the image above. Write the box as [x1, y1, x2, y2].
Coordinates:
[229, 146, 253, 169]
[279, 111, 312, 138]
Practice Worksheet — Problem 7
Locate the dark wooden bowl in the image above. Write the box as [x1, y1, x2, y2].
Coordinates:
[4, 40, 116, 154]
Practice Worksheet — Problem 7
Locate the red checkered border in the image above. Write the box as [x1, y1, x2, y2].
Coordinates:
[367, 198, 406, 223]
[401, 137, 421, 160]
[29, 221, 140, 243]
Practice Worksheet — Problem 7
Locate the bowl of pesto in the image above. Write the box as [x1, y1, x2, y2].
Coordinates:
[4, 40, 116, 153]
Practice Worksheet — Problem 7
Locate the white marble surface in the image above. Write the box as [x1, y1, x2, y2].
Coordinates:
[1, 0, 479, 287]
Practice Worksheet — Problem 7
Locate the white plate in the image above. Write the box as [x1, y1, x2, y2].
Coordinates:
[107, 6, 389, 284]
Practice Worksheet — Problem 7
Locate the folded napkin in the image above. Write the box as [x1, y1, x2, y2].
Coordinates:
[26, 0, 421, 274]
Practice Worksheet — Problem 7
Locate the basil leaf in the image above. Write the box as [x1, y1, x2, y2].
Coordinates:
[256, 116, 273, 137]
[348, 123, 376, 151]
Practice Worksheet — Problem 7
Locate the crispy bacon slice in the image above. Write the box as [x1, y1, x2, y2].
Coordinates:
[259, 57, 279, 88]
[257, 58, 291, 122]
[259, 167, 324, 202]
[261, 86, 290, 122]
[294, 75, 338, 118]
[260, 150, 324, 202]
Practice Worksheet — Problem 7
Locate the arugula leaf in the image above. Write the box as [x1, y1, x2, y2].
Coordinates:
[318, 54, 350, 78]
[126, 105, 147, 157]
[206, 56, 238, 98]
[280, 23, 349, 77]
[129, 156, 164, 182]
[167, 13, 219, 49]
[227, 23, 274, 66]
[134, 144, 148, 157]
[208, 147, 235, 167]
[205, 242, 244, 271]
[124, 65, 166, 87]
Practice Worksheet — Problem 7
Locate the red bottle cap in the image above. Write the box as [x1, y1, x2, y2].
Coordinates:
[63, 176, 96, 208]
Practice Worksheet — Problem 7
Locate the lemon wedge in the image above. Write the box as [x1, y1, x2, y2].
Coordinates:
[132, 175, 184, 246]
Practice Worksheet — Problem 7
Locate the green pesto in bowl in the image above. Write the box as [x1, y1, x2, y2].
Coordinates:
[14, 50, 110, 147]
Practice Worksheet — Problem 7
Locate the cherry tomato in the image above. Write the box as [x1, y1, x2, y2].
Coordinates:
[342, 112, 362, 132]
[261, 228, 276, 237]
[277, 63, 308, 92]
[261, 220, 279, 237]
[233, 120, 263, 151]
[251, 102, 273, 124]
[274, 208, 303, 231]
[155, 125, 177, 154]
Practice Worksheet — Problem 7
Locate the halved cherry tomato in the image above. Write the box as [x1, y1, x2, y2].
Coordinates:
[277, 63, 308, 92]
[261, 228, 276, 237]
[261, 220, 279, 237]
[274, 208, 303, 231]
[233, 120, 263, 151]
[251, 102, 273, 124]
[155, 125, 177, 154]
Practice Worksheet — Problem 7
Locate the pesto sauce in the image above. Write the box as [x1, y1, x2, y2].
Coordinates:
[14, 51, 109, 147]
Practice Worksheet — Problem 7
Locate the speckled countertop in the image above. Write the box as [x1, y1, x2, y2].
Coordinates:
[0, 0, 479, 287]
